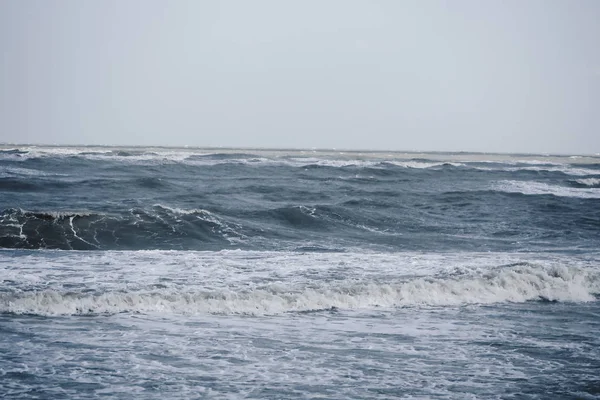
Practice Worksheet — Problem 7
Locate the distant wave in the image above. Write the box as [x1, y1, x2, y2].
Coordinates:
[572, 178, 600, 188]
[1, 264, 597, 316]
[0, 166, 64, 178]
[493, 180, 600, 199]
[472, 164, 600, 177]
[0, 147, 458, 169]
[0, 147, 195, 163]
[3, 147, 600, 180]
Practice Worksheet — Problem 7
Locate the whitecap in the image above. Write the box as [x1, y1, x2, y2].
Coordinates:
[1, 253, 597, 316]
[493, 180, 600, 199]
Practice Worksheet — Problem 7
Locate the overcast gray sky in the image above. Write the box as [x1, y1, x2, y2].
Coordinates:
[0, 1, 598, 153]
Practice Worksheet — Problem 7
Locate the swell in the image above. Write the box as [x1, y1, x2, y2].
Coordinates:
[0, 206, 245, 250]
[3, 150, 600, 252]
[2, 190, 600, 251]
[1, 264, 597, 316]
[0, 174, 172, 193]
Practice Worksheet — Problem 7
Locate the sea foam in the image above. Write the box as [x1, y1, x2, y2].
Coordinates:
[494, 180, 600, 199]
[2, 262, 596, 316]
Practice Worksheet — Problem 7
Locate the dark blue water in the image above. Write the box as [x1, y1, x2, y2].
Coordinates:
[1, 146, 599, 399]
[2, 147, 599, 253]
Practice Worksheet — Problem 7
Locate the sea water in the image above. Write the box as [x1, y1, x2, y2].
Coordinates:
[1, 146, 599, 398]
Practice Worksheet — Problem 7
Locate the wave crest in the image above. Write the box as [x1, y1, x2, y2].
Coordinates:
[2, 264, 596, 316]
[0, 206, 245, 250]
[493, 180, 600, 199]
[573, 178, 600, 188]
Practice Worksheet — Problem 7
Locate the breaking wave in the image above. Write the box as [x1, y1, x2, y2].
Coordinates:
[572, 178, 600, 188]
[5, 146, 598, 171]
[1, 264, 597, 316]
[0, 206, 245, 250]
[2, 146, 600, 252]
[493, 180, 600, 199]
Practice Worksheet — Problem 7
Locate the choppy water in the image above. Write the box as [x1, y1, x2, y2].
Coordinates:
[1, 146, 599, 399]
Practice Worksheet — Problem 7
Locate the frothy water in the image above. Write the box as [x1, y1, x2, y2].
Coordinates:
[1, 252, 598, 316]
[494, 180, 600, 199]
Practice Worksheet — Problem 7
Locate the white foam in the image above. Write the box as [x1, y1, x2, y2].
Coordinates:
[307, 159, 379, 168]
[493, 180, 600, 199]
[0, 146, 203, 164]
[1, 250, 597, 316]
[297, 159, 463, 169]
[0, 146, 470, 169]
[183, 156, 275, 167]
[514, 165, 599, 176]
[575, 178, 600, 187]
[389, 161, 464, 169]
[153, 204, 212, 216]
[0, 208, 94, 220]
[472, 164, 600, 176]
[0, 166, 66, 177]
[44, 211, 94, 218]
[151, 204, 247, 244]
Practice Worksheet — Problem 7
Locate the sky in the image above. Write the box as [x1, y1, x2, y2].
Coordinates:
[0, 1, 599, 154]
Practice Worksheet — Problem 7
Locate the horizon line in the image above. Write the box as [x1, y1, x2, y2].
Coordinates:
[1, 142, 598, 158]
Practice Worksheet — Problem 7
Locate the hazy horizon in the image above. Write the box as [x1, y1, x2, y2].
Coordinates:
[3, 142, 600, 159]
[1, 1, 599, 154]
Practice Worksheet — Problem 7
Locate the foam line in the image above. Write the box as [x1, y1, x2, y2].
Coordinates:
[2, 264, 597, 316]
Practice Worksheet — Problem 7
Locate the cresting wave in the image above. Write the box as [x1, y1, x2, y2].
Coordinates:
[1, 265, 597, 316]
[0, 149, 476, 170]
[2, 146, 600, 253]
[2, 147, 600, 175]
[574, 178, 600, 187]
[493, 180, 600, 199]
[0, 206, 244, 250]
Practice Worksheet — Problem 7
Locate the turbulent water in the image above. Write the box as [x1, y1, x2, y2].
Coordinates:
[1, 146, 599, 399]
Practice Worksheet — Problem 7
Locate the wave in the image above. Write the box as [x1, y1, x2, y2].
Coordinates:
[258, 205, 395, 238]
[1, 264, 597, 316]
[2, 191, 598, 251]
[0, 147, 196, 164]
[473, 165, 600, 176]
[4, 147, 599, 177]
[0, 166, 64, 178]
[572, 178, 600, 188]
[0, 174, 172, 193]
[185, 156, 459, 169]
[493, 180, 600, 199]
[267, 205, 325, 229]
[0, 206, 245, 250]
[507, 165, 599, 176]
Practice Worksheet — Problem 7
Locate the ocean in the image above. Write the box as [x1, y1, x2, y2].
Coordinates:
[1, 146, 599, 399]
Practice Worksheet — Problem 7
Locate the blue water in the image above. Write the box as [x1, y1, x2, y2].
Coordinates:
[1, 146, 599, 399]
